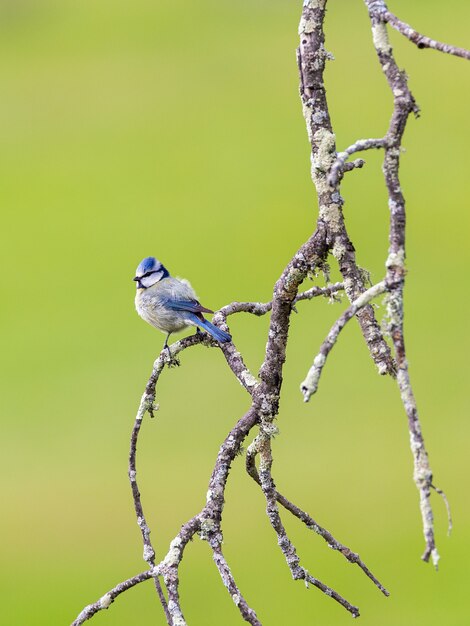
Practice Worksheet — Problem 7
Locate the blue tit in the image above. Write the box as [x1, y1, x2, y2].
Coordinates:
[134, 256, 232, 350]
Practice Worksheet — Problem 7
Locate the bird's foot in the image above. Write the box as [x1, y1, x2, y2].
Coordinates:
[166, 347, 180, 367]
[147, 401, 160, 418]
[195, 328, 213, 346]
[167, 356, 180, 368]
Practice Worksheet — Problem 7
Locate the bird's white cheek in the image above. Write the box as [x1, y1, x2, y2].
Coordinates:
[141, 272, 163, 288]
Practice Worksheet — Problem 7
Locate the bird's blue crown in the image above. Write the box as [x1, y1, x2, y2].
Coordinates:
[135, 256, 170, 278]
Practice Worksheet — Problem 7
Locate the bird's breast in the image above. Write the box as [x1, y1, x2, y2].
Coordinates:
[135, 286, 189, 333]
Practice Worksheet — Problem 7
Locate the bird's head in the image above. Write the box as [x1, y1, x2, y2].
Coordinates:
[133, 256, 170, 289]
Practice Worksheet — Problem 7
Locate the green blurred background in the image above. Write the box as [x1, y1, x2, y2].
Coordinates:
[1, 1, 469, 624]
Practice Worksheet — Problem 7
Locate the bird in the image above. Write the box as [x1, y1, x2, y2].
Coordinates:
[133, 256, 231, 352]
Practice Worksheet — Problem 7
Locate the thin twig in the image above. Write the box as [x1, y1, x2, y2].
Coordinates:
[217, 282, 345, 318]
[246, 437, 389, 596]
[384, 10, 470, 60]
[296, 282, 344, 303]
[301, 280, 387, 401]
[210, 539, 262, 625]
[256, 431, 360, 618]
[329, 138, 385, 186]
[431, 484, 453, 536]
[128, 336, 205, 623]
[71, 571, 152, 626]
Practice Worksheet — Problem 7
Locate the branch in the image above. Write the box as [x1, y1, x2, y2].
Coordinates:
[128, 336, 206, 623]
[298, 0, 396, 378]
[210, 540, 262, 625]
[246, 437, 389, 596]
[363, 0, 459, 567]
[366, 4, 428, 557]
[301, 280, 387, 401]
[431, 484, 453, 536]
[255, 430, 360, 617]
[383, 10, 470, 60]
[328, 138, 385, 187]
[295, 282, 344, 303]
[129, 328, 262, 621]
[71, 570, 152, 626]
[216, 282, 344, 318]
[154, 518, 201, 626]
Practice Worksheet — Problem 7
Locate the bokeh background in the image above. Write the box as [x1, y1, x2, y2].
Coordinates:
[1, 1, 469, 624]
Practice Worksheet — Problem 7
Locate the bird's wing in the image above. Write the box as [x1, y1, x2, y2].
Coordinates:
[162, 297, 214, 314]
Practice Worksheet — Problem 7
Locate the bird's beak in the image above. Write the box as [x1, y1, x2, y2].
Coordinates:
[133, 276, 139, 282]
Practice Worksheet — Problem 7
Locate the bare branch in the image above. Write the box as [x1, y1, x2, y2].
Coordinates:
[301, 280, 387, 401]
[216, 282, 345, 319]
[295, 281, 344, 303]
[255, 431, 360, 618]
[210, 540, 262, 625]
[431, 484, 453, 536]
[71, 570, 152, 626]
[246, 438, 389, 597]
[298, 1, 396, 378]
[383, 10, 470, 60]
[128, 336, 206, 622]
[154, 518, 202, 626]
[364, 0, 452, 567]
[328, 138, 385, 186]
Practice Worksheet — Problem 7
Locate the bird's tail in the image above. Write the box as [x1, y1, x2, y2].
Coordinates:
[196, 317, 232, 343]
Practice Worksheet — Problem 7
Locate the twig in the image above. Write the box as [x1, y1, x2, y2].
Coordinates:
[71, 570, 152, 625]
[246, 437, 389, 597]
[383, 10, 470, 60]
[128, 336, 205, 623]
[216, 282, 345, 318]
[301, 280, 387, 401]
[431, 484, 453, 536]
[328, 138, 385, 187]
[296, 282, 344, 303]
[154, 518, 201, 626]
[210, 540, 262, 625]
[256, 430, 360, 618]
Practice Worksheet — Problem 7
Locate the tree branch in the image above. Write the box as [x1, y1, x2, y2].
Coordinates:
[216, 282, 344, 319]
[71, 570, 153, 626]
[328, 138, 385, 187]
[246, 436, 389, 596]
[301, 280, 387, 401]
[298, 0, 396, 378]
[383, 10, 470, 60]
[256, 430, 360, 617]
[210, 540, 262, 625]
[363, 0, 464, 567]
